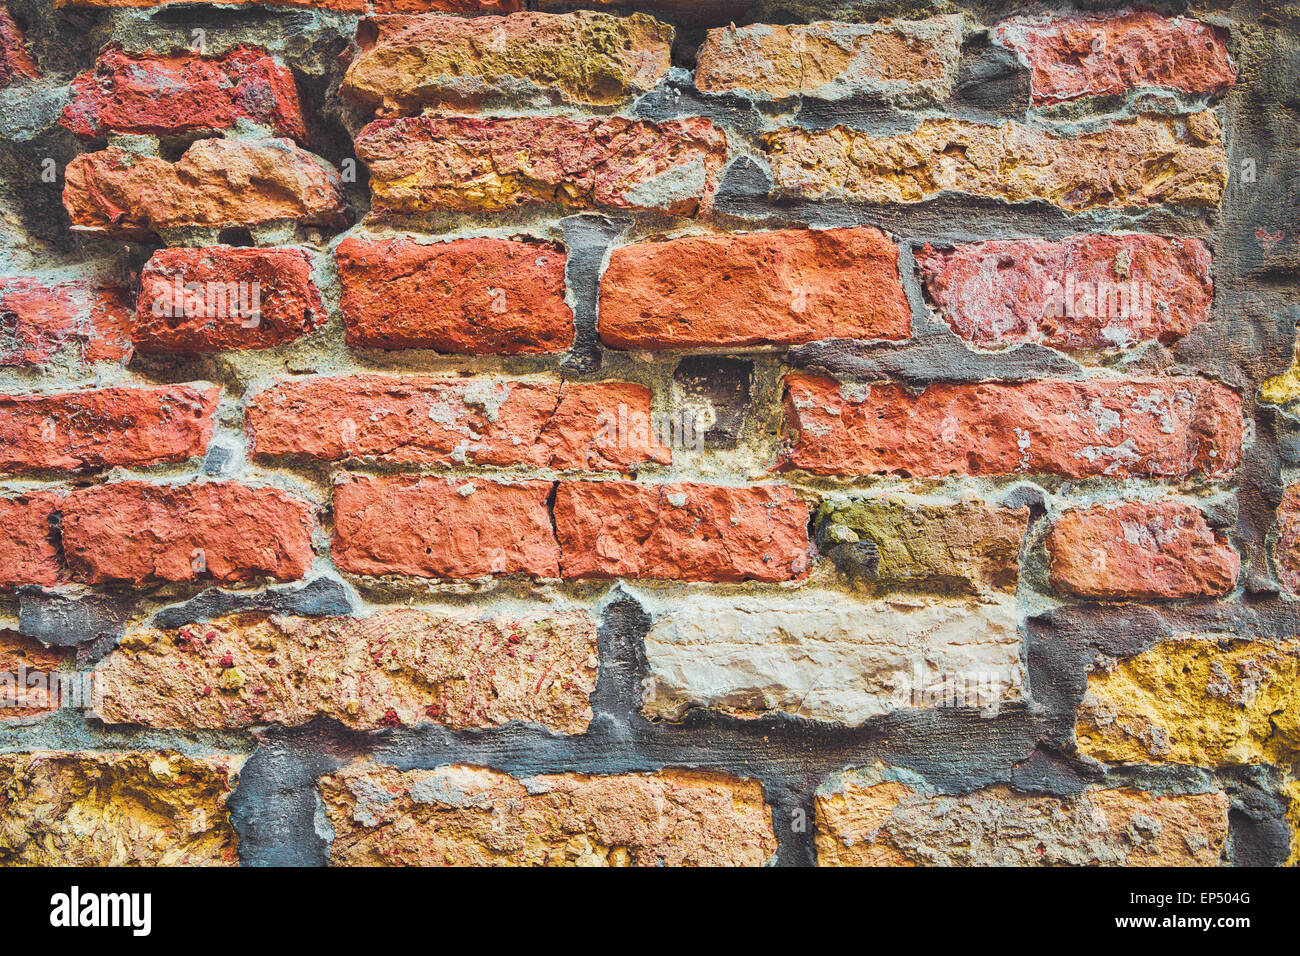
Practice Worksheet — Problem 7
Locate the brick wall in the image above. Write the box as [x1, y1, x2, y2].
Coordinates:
[0, 0, 1296, 866]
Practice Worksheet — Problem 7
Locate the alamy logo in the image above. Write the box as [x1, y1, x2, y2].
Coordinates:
[50, 886, 151, 936]
[150, 277, 262, 327]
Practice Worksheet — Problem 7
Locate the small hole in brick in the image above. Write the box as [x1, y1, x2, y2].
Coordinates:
[219, 227, 255, 247]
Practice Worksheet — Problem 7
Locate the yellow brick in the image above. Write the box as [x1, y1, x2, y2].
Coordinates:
[1076, 637, 1300, 765]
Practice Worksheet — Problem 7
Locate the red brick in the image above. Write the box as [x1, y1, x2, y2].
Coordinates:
[0, 278, 132, 367]
[0, 384, 218, 473]
[995, 11, 1235, 105]
[63, 138, 347, 239]
[337, 236, 572, 354]
[599, 227, 910, 350]
[61, 482, 314, 585]
[247, 376, 669, 470]
[136, 247, 324, 354]
[0, 8, 36, 86]
[62, 46, 306, 141]
[332, 474, 559, 579]
[554, 481, 810, 582]
[355, 115, 728, 218]
[1273, 484, 1300, 596]
[782, 373, 1242, 479]
[1047, 501, 1239, 601]
[57, 0, 516, 8]
[916, 235, 1213, 351]
[0, 492, 62, 589]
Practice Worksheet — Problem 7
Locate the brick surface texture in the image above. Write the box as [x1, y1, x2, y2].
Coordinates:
[0, 0, 1293, 872]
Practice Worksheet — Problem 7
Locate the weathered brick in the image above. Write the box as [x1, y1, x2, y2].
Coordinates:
[61, 481, 315, 585]
[815, 767, 1228, 866]
[995, 11, 1235, 105]
[320, 762, 777, 865]
[62, 46, 306, 141]
[0, 278, 132, 367]
[332, 474, 558, 579]
[0, 492, 61, 589]
[915, 235, 1214, 351]
[816, 496, 1028, 595]
[1272, 483, 1300, 596]
[247, 376, 669, 470]
[337, 236, 573, 354]
[63, 138, 347, 239]
[0, 751, 241, 865]
[1047, 501, 1238, 601]
[355, 115, 728, 218]
[95, 609, 598, 734]
[536, 0, 748, 23]
[763, 113, 1227, 211]
[643, 594, 1022, 724]
[782, 373, 1242, 479]
[0, 7, 36, 86]
[554, 481, 810, 582]
[0, 631, 73, 719]
[598, 227, 910, 349]
[1076, 637, 1300, 766]
[0, 384, 218, 473]
[57, 0, 518, 8]
[673, 355, 751, 446]
[374, 0, 519, 9]
[1286, 780, 1300, 868]
[136, 247, 324, 353]
[343, 11, 672, 114]
[696, 16, 960, 102]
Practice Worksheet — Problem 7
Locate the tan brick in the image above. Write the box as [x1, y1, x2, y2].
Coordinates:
[763, 113, 1227, 211]
[320, 763, 777, 865]
[343, 11, 672, 113]
[696, 16, 961, 101]
[643, 594, 1023, 725]
[355, 115, 728, 218]
[0, 751, 242, 865]
[95, 609, 597, 733]
[816, 766, 1228, 866]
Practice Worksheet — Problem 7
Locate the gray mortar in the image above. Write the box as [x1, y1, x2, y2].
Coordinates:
[0, 0, 1297, 868]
